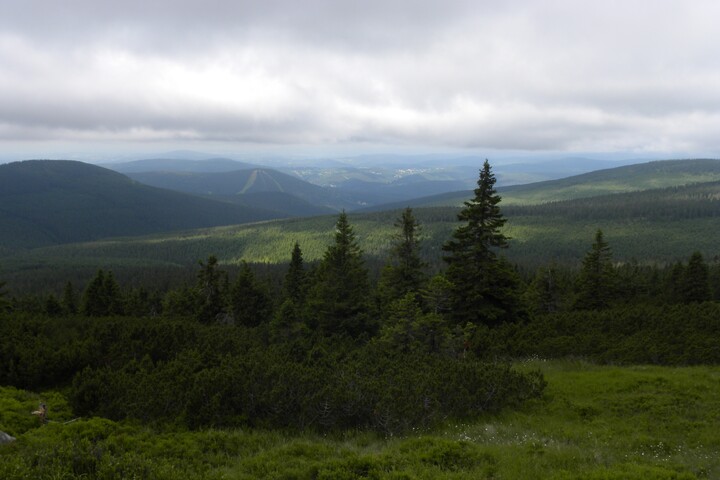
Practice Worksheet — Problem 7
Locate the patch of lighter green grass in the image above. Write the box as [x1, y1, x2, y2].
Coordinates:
[437, 359, 719, 479]
[4, 361, 718, 479]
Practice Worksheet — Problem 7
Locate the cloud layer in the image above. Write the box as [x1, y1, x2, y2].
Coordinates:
[1, 0, 720, 154]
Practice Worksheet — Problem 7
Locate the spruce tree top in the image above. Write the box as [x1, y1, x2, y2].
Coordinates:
[325, 210, 363, 266]
[442, 160, 519, 326]
[443, 159, 508, 263]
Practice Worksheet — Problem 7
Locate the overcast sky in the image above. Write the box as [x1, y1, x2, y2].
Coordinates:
[1, 0, 719, 160]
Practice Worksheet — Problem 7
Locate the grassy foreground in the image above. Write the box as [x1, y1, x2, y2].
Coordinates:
[1, 359, 718, 479]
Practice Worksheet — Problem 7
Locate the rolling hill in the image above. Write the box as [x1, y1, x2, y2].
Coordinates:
[0, 160, 287, 249]
[5, 177, 720, 292]
[363, 159, 720, 210]
[125, 168, 363, 212]
[122, 160, 478, 211]
[4, 158, 720, 295]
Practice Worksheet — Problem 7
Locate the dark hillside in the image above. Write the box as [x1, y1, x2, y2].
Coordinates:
[127, 168, 363, 210]
[225, 191, 336, 217]
[0, 160, 284, 249]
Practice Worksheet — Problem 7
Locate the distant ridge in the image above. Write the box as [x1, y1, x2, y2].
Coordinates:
[0, 160, 284, 249]
[125, 168, 363, 211]
[359, 159, 720, 211]
[103, 157, 260, 173]
[499, 158, 720, 204]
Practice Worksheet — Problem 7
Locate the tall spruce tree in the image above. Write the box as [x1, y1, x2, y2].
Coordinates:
[681, 251, 711, 304]
[378, 207, 427, 306]
[81, 270, 107, 316]
[81, 269, 123, 316]
[306, 211, 372, 337]
[284, 241, 308, 305]
[664, 262, 685, 304]
[229, 261, 272, 327]
[574, 229, 616, 310]
[61, 281, 78, 315]
[195, 255, 227, 323]
[271, 242, 310, 340]
[442, 160, 519, 326]
[104, 271, 124, 316]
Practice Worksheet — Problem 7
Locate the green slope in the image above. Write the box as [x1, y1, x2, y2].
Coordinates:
[5, 179, 720, 285]
[367, 158, 720, 210]
[501, 158, 720, 204]
[0, 160, 285, 249]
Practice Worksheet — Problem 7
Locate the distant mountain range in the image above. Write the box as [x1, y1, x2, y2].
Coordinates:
[9, 173, 720, 281]
[4, 157, 720, 255]
[123, 168, 358, 212]
[110, 160, 476, 210]
[102, 157, 261, 173]
[360, 159, 720, 210]
[0, 160, 284, 249]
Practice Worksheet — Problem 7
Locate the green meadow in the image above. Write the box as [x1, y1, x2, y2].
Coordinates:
[2, 360, 718, 479]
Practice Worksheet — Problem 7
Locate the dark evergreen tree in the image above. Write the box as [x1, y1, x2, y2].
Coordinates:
[573, 230, 616, 310]
[81, 270, 107, 316]
[664, 261, 685, 304]
[81, 269, 123, 316]
[442, 160, 520, 326]
[306, 211, 372, 337]
[104, 271, 124, 316]
[124, 287, 161, 317]
[681, 251, 711, 304]
[420, 274, 453, 315]
[271, 242, 310, 340]
[284, 241, 308, 305]
[377, 293, 446, 354]
[229, 261, 273, 327]
[524, 265, 565, 315]
[163, 285, 201, 317]
[61, 281, 78, 315]
[377, 207, 427, 307]
[44, 294, 63, 317]
[195, 255, 227, 323]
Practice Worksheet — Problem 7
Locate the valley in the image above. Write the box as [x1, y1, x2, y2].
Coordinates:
[2, 156, 720, 480]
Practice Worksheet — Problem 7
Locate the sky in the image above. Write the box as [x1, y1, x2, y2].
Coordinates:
[1, 0, 720, 162]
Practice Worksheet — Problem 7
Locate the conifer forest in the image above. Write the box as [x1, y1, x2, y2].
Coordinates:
[1, 161, 719, 479]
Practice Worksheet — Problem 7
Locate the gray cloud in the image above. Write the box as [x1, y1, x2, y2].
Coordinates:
[1, 0, 720, 154]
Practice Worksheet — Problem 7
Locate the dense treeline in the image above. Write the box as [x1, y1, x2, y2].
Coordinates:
[487, 303, 720, 365]
[2, 161, 720, 436]
[0, 313, 544, 434]
[503, 180, 720, 221]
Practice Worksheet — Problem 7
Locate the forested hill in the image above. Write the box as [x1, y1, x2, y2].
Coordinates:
[125, 168, 361, 211]
[500, 158, 720, 204]
[0, 160, 286, 249]
[6, 175, 720, 292]
[362, 158, 720, 210]
[503, 179, 720, 221]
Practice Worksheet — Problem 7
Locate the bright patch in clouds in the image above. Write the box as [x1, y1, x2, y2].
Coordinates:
[1, 0, 720, 157]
